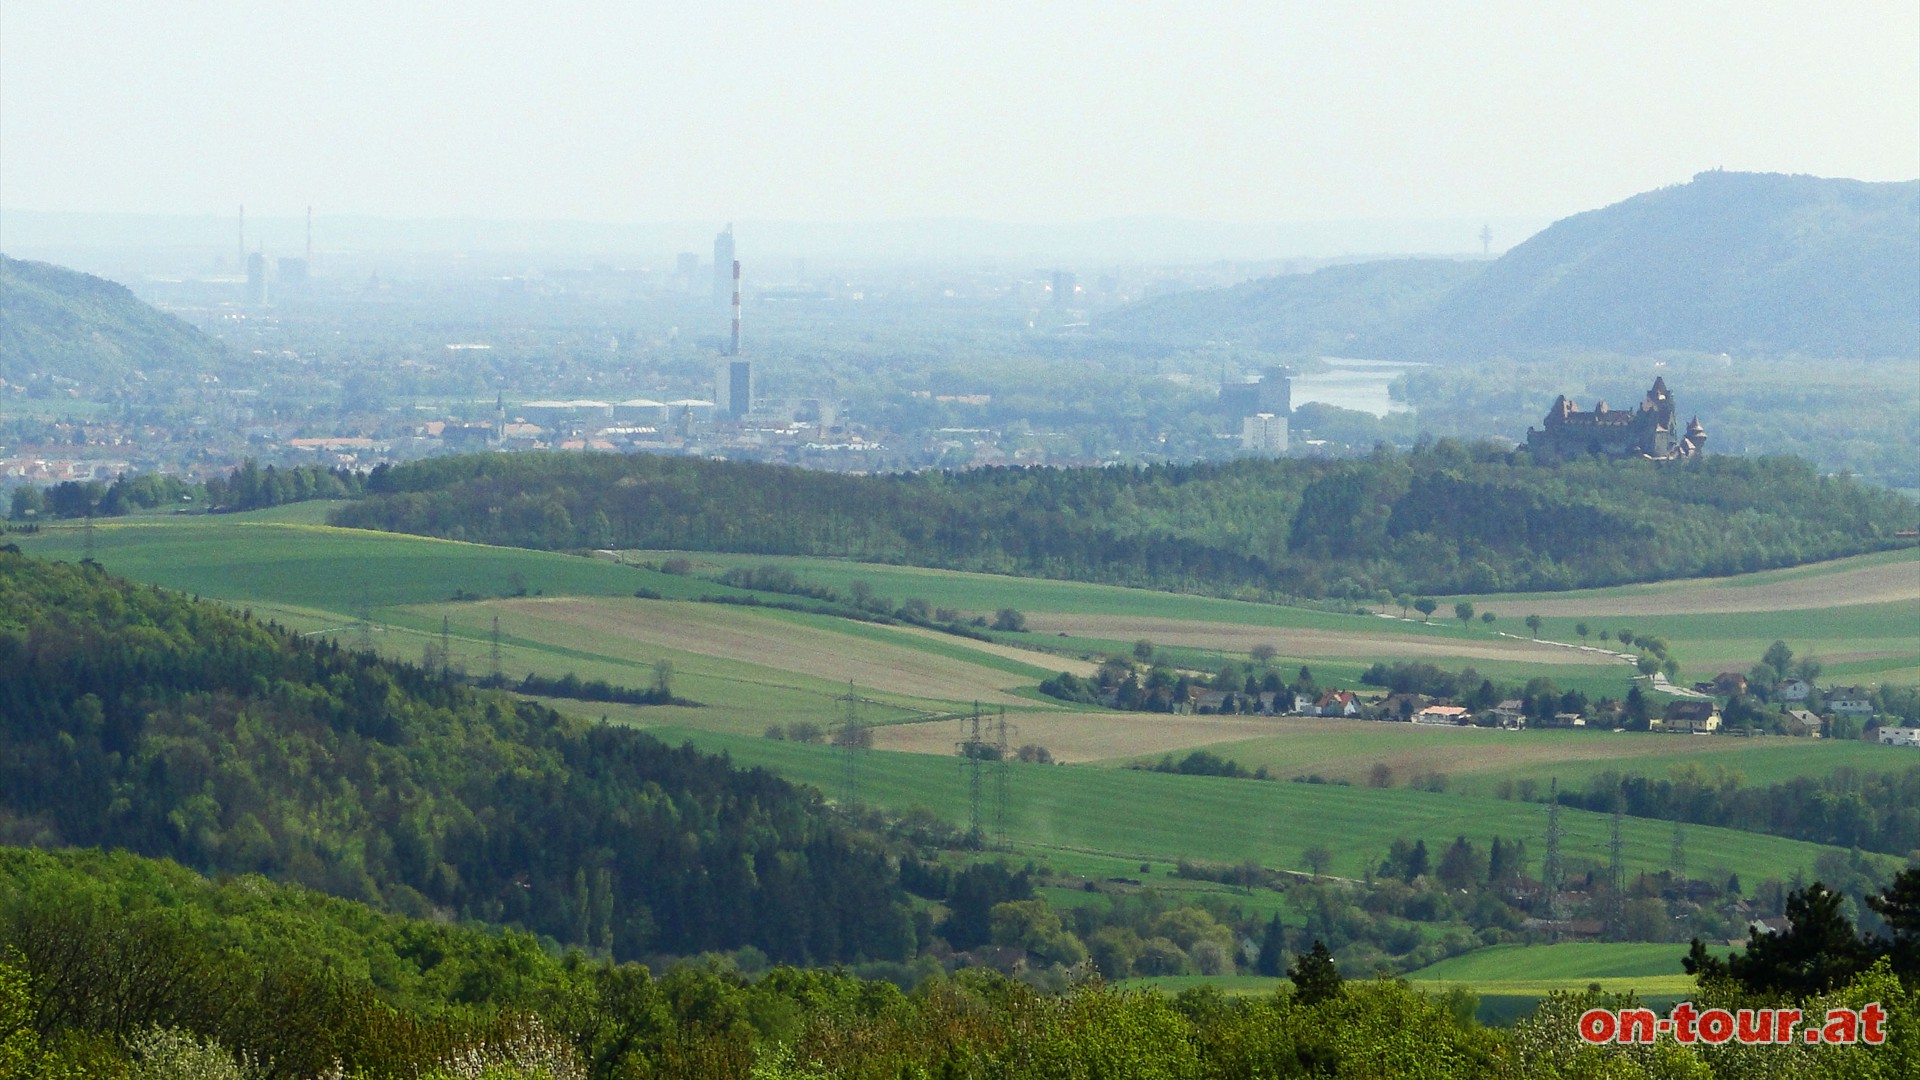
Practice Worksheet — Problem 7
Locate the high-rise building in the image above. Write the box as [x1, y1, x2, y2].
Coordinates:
[1051, 270, 1077, 306]
[676, 252, 700, 292]
[245, 252, 268, 305]
[1240, 413, 1288, 455]
[1257, 365, 1292, 416]
[712, 224, 735, 306]
[717, 359, 753, 418]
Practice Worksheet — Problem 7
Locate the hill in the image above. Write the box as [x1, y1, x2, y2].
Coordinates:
[0, 253, 227, 387]
[1395, 172, 1920, 359]
[330, 446, 1918, 599]
[1103, 172, 1920, 359]
[0, 546, 914, 965]
[1099, 258, 1481, 350]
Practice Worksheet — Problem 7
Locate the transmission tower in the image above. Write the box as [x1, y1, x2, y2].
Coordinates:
[490, 615, 504, 688]
[958, 703, 984, 848]
[993, 708, 1011, 849]
[836, 682, 862, 813]
[82, 514, 96, 561]
[439, 615, 453, 678]
[1542, 778, 1564, 931]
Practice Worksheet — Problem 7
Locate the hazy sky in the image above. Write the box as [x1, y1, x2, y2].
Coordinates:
[3, 1, 1916, 225]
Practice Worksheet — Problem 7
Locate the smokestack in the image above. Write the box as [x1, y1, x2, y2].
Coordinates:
[729, 259, 741, 356]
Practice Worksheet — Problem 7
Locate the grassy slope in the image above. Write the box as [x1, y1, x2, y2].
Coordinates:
[634, 548, 1920, 689]
[644, 726, 1894, 889]
[8, 516, 1059, 730]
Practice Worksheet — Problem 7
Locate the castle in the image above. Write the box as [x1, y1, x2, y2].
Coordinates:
[1525, 376, 1705, 462]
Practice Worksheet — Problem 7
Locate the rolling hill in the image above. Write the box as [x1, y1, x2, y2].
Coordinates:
[1104, 172, 1920, 360]
[0, 253, 227, 386]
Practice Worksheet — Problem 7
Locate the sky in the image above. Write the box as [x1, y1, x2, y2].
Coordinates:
[2, 1, 1917, 227]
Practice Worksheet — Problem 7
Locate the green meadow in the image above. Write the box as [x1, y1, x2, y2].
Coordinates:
[641, 726, 1894, 890]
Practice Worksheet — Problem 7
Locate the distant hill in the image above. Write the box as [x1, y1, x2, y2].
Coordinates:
[1103, 173, 1920, 360]
[1099, 258, 1481, 351]
[0, 254, 225, 386]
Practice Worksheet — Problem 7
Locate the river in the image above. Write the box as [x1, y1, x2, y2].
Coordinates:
[1290, 358, 1426, 417]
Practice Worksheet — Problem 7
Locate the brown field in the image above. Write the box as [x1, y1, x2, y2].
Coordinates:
[1019, 615, 1616, 665]
[478, 597, 1041, 706]
[1453, 553, 1920, 618]
[869, 711, 1287, 762]
[886, 624, 1101, 677]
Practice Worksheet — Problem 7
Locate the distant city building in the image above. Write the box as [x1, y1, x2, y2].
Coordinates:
[1256, 365, 1292, 415]
[1051, 270, 1077, 306]
[1220, 366, 1291, 416]
[717, 360, 753, 418]
[1240, 412, 1288, 454]
[613, 399, 670, 424]
[712, 225, 735, 306]
[1526, 377, 1706, 462]
[245, 252, 268, 305]
[676, 252, 700, 292]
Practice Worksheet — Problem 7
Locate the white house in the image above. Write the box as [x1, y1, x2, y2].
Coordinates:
[1878, 727, 1920, 747]
[1778, 678, 1811, 702]
[1828, 689, 1874, 717]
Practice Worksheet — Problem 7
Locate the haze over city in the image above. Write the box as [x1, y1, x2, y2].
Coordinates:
[4, 1, 1916, 257]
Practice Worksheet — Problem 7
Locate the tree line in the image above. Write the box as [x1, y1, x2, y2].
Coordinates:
[328, 444, 1916, 600]
[7, 459, 364, 520]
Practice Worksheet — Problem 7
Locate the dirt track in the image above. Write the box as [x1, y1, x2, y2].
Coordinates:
[1020, 615, 1615, 665]
[869, 712, 1285, 762]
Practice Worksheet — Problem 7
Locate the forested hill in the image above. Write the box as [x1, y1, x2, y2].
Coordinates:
[0, 547, 914, 964]
[331, 448, 1917, 599]
[1103, 172, 1920, 359]
[1098, 258, 1480, 351]
[0, 254, 229, 386]
[1393, 172, 1920, 359]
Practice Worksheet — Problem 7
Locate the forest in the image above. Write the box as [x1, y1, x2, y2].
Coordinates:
[0, 547, 913, 966]
[3, 847, 1915, 1077]
[329, 444, 1917, 599]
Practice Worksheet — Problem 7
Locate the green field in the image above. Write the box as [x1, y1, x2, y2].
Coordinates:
[629, 548, 1920, 690]
[643, 726, 1894, 890]
[19, 512, 1915, 808]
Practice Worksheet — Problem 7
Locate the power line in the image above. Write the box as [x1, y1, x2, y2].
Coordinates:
[993, 707, 1011, 850]
[1542, 778, 1564, 934]
[835, 682, 864, 813]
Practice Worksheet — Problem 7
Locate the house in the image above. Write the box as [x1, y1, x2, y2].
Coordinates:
[1784, 709, 1823, 737]
[1413, 704, 1470, 726]
[1308, 690, 1362, 718]
[1711, 672, 1748, 697]
[1827, 688, 1874, 717]
[1491, 700, 1527, 729]
[1662, 700, 1722, 734]
[1878, 727, 1920, 748]
[1778, 678, 1811, 702]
